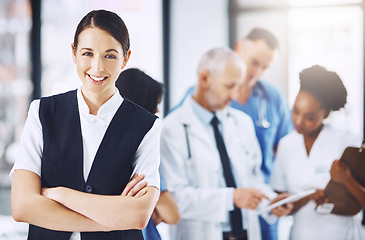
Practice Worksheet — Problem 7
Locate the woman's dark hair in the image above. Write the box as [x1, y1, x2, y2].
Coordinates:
[73, 10, 130, 58]
[116, 68, 164, 114]
[299, 65, 347, 111]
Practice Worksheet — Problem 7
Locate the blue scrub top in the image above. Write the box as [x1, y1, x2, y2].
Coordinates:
[142, 178, 167, 240]
[230, 81, 293, 183]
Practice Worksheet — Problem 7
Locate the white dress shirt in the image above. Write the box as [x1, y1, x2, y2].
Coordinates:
[10, 88, 161, 239]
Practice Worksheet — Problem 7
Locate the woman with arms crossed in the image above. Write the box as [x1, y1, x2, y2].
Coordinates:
[11, 10, 160, 240]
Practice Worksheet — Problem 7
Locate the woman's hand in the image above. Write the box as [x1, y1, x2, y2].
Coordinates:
[310, 189, 328, 205]
[121, 174, 148, 197]
[270, 193, 294, 217]
[42, 187, 62, 201]
[330, 160, 351, 184]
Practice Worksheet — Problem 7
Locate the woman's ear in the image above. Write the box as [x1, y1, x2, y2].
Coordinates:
[323, 110, 330, 119]
[121, 50, 132, 69]
[71, 43, 76, 63]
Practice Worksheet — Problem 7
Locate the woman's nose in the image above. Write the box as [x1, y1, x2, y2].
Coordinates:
[92, 57, 104, 72]
[295, 116, 303, 127]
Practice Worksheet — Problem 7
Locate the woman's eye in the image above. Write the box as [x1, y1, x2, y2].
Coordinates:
[105, 54, 116, 59]
[82, 52, 93, 57]
[306, 116, 316, 121]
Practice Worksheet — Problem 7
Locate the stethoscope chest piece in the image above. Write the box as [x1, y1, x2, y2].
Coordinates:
[254, 84, 270, 129]
[256, 119, 270, 128]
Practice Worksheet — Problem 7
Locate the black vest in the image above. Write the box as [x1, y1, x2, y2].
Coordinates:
[28, 90, 156, 240]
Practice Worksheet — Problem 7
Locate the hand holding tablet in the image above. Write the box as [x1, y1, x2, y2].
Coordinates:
[256, 189, 316, 215]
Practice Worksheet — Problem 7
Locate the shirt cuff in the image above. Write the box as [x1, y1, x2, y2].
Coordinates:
[225, 187, 235, 211]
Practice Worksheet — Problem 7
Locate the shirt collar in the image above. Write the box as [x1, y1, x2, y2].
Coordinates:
[253, 81, 265, 96]
[77, 88, 124, 120]
[190, 96, 224, 125]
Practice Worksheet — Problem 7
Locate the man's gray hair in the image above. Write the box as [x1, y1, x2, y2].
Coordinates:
[197, 47, 245, 78]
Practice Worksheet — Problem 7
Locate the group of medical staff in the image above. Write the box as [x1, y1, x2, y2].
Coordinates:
[158, 28, 364, 240]
[9, 9, 364, 240]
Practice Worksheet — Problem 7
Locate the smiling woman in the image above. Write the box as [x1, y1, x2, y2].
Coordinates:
[72, 27, 130, 114]
[10, 10, 161, 240]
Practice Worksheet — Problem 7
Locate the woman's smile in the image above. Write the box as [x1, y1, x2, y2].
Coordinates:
[87, 74, 108, 85]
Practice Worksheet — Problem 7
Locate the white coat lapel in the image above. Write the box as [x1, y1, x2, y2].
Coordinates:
[177, 97, 215, 149]
[220, 108, 240, 151]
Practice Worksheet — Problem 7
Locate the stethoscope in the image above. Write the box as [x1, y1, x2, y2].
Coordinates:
[183, 112, 239, 160]
[254, 83, 270, 129]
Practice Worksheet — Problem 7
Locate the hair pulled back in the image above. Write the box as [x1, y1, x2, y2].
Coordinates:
[299, 65, 347, 111]
[73, 10, 130, 58]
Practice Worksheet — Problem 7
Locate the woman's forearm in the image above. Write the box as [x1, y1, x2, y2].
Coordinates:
[47, 186, 159, 230]
[12, 170, 111, 232]
[291, 195, 311, 214]
[342, 175, 365, 208]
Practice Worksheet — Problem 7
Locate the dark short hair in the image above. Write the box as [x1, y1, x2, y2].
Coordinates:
[299, 65, 347, 111]
[116, 68, 164, 114]
[245, 28, 279, 50]
[73, 10, 130, 58]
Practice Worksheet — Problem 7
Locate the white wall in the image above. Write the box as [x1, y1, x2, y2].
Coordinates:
[169, 0, 229, 108]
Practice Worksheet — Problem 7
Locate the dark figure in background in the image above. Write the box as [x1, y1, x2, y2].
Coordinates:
[116, 68, 164, 114]
[116, 68, 180, 240]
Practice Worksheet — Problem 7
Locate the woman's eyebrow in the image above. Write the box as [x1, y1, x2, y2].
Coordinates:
[106, 49, 119, 54]
[80, 48, 93, 51]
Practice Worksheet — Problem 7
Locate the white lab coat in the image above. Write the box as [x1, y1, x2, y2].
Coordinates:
[270, 124, 362, 240]
[160, 97, 277, 240]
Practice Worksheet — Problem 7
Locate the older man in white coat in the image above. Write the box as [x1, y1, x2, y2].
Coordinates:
[160, 47, 292, 240]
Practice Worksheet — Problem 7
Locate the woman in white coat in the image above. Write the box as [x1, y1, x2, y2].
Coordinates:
[270, 65, 363, 240]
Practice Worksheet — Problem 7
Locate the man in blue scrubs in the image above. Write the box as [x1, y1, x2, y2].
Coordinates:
[231, 28, 293, 240]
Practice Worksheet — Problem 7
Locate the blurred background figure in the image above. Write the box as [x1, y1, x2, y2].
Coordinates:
[171, 28, 293, 240]
[116, 68, 180, 240]
[231, 28, 293, 240]
[270, 65, 363, 240]
[116, 68, 164, 115]
[160, 47, 292, 240]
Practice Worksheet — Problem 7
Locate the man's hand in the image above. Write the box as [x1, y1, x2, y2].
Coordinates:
[270, 193, 293, 217]
[234, 188, 269, 210]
